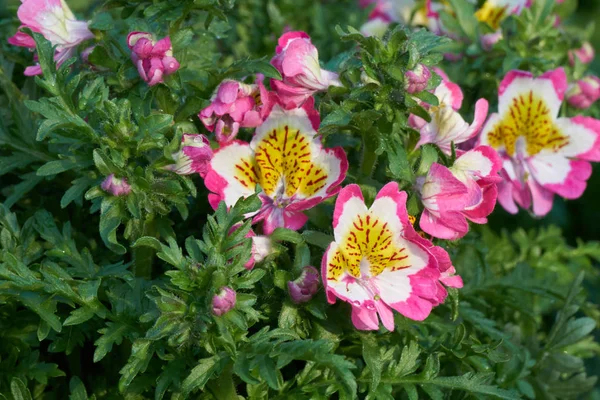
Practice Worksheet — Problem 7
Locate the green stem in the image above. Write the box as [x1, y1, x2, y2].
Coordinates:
[207, 365, 238, 400]
[361, 133, 379, 178]
[133, 219, 156, 279]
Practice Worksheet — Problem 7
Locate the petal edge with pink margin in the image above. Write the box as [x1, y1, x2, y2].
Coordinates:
[203, 140, 253, 210]
[543, 159, 592, 200]
[539, 67, 568, 101]
[569, 116, 600, 162]
[332, 184, 364, 230]
[498, 70, 533, 97]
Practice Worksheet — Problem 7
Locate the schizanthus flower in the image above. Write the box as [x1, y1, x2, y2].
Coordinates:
[244, 232, 274, 270]
[203, 100, 348, 234]
[288, 266, 320, 304]
[566, 76, 600, 110]
[410, 69, 489, 154]
[199, 78, 275, 143]
[475, 0, 529, 30]
[480, 68, 600, 216]
[101, 174, 131, 197]
[405, 64, 432, 94]
[417, 146, 502, 240]
[271, 31, 342, 107]
[569, 42, 595, 66]
[212, 287, 236, 316]
[165, 134, 213, 177]
[127, 32, 179, 87]
[8, 0, 94, 76]
[322, 182, 461, 331]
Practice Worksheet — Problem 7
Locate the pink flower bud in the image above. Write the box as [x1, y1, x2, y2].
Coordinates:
[481, 31, 503, 51]
[566, 76, 600, 109]
[165, 134, 213, 176]
[287, 266, 319, 304]
[132, 37, 153, 59]
[127, 31, 179, 87]
[101, 174, 131, 196]
[199, 78, 272, 143]
[162, 56, 180, 75]
[270, 31, 342, 107]
[405, 64, 431, 94]
[569, 42, 595, 66]
[212, 287, 236, 316]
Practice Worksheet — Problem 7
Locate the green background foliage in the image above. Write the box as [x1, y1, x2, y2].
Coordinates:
[0, 0, 598, 399]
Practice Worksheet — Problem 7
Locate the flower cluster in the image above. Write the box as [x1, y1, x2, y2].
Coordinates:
[8, 0, 94, 75]
[9, 0, 600, 335]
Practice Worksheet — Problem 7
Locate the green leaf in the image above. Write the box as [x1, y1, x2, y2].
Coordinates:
[428, 373, 520, 399]
[227, 59, 282, 80]
[10, 378, 32, 400]
[362, 334, 383, 392]
[61, 178, 94, 208]
[4, 173, 44, 209]
[37, 159, 78, 177]
[99, 198, 126, 254]
[271, 228, 305, 244]
[69, 376, 89, 400]
[417, 145, 439, 175]
[447, 0, 477, 40]
[119, 339, 154, 392]
[133, 236, 163, 251]
[181, 354, 228, 395]
[63, 307, 95, 327]
[302, 230, 333, 249]
[94, 321, 128, 363]
[549, 317, 596, 350]
[29, 31, 57, 86]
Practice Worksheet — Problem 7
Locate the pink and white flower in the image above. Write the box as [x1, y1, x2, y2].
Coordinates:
[417, 146, 502, 240]
[164, 134, 213, 177]
[569, 42, 595, 66]
[203, 102, 348, 235]
[270, 31, 342, 107]
[8, 0, 94, 76]
[359, 0, 427, 36]
[322, 182, 461, 331]
[480, 68, 600, 216]
[410, 69, 489, 154]
[199, 78, 275, 143]
[566, 76, 600, 110]
[127, 32, 180, 87]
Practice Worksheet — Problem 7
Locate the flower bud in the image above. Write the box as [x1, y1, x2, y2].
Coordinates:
[287, 266, 319, 304]
[127, 31, 179, 87]
[566, 76, 600, 109]
[212, 287, 236, 316]
[481, 31, 502, 51]
[569, 42, 595, 66]
[101, 174, 131, 196]
[165, 134, 213, 176]
[405, 64, 431, 94]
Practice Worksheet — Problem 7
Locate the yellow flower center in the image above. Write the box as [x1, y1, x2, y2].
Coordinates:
[327, 213, 411, 281]
[232, 125, 329, 198]
[475, 1, 509, 30]
[486, 91, 569, 157]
